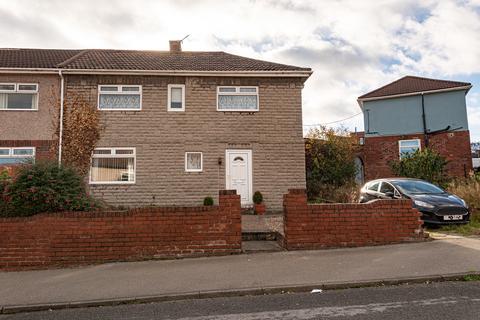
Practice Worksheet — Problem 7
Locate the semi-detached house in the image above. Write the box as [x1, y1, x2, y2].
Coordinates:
[0, 41, 312, 211]
[356, 76, 472, 181]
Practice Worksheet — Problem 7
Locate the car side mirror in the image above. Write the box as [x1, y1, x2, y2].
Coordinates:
[384, 191, 395, 198]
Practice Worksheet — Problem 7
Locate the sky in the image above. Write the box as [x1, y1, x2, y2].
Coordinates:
[1, 0, 480, 142]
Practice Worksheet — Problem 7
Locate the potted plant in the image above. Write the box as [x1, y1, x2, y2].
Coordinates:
[253, 191, 265, 215]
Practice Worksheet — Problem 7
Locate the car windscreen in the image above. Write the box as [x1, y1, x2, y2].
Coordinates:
[393, 180, 445, 194]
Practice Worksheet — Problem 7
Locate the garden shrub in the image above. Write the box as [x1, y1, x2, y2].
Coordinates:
[0, 169, 12, 213]
[390, 148, 449, 188]
[305, 126, 358, 202]
[0, 161, 98, 217]
[252, 191, 263, 204]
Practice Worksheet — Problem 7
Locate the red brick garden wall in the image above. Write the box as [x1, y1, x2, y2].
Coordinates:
[360, 131, 472, 180]
[0, 190, 241, 271]
[283, 189, 424, 250]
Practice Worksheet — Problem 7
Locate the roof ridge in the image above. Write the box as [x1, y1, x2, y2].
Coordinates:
[56, 49, 91, 68]
[403, 75, 470, 85]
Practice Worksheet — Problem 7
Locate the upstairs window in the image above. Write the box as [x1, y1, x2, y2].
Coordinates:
[90, 148, 136, 184]
[217, 86, 258, 111]
[0, 147, 35, 165]
[98, 85, 142, 110]
[168, 84, 185, 111]
[0, 83, 38, 110]
[399, 139, 421, 159]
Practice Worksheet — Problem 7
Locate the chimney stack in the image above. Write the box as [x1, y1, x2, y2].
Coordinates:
[169, 40, 182, 53]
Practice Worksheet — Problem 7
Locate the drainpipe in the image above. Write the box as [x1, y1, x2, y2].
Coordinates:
[365, 109, 370, 134]
[421, 93, 429, 147]
[58, 70, 65, 166]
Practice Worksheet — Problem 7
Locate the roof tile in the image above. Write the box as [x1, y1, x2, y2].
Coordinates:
[359, 76, 471, 99]
[0, 48, 311, 73]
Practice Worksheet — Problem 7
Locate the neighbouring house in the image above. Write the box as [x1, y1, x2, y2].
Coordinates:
[356, 76, 473, 181]
[472, 143, 480, 172]
[0, 41, 312, 211]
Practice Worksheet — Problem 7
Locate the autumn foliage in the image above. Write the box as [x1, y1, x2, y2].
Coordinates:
[52, 92, 102, 175]
[305, 126, 358, 202]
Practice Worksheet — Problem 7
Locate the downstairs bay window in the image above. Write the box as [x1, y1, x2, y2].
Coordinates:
[90, 148, 136, 184]
[0, 147, 35, 165]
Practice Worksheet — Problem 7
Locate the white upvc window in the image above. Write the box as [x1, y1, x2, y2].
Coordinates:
[98, 85, 142, 110]
[217, 86, 259, 112]
[0, 147, 35, 165]
[90, 147, 136, 184]
[167, 84, 185, 111]
[185, 152, 203, 172]
[0, 83, 38, 110]
[399, 139, 421, 159]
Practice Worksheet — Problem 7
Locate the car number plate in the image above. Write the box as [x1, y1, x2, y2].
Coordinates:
[443, 215, 463, 221]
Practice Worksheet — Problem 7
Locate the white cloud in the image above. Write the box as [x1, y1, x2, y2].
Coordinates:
[0, 0, 479, 139]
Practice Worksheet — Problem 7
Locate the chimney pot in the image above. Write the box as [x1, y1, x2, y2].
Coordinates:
[169, 40, 182, 52]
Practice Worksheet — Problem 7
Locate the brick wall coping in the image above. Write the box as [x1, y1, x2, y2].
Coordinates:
[0, 206, 221, 222]
[308, 199, 414, 209]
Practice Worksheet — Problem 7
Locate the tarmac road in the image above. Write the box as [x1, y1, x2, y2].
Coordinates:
[1, 281, 479, 320]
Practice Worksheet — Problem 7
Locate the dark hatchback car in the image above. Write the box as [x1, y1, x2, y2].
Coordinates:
[359, 178, 470, 225]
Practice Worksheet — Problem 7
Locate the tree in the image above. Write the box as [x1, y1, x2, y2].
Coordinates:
[305, 126, 357, 202]
[390, 148, 449, 188]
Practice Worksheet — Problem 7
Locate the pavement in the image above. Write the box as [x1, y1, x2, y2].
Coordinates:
[1, 235, 480, 314]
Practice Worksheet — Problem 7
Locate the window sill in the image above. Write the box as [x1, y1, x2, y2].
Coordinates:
[0, 109, 38, 112]
[217, 110, 259, 113]
[97, 109, 142, 112]
[89, 181, 136, 185]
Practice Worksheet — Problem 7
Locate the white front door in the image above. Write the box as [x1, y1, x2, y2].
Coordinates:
[226, 149, 252, 206]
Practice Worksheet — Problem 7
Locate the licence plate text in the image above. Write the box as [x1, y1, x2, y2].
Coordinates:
[443, 215, 463, 221]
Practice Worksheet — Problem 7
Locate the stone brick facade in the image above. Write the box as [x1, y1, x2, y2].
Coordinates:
[358, 130, 472, 181]
[65, 75, 307, 211]
[283, 189, 425, 250]
[0, 190, 241, 271]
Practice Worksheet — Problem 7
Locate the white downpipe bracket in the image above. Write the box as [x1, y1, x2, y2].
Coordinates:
[58, 70, 65, 166]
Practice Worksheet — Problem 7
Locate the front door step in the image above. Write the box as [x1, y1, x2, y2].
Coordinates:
[242, 231, 277, 241]
[242, 240, 283, 253]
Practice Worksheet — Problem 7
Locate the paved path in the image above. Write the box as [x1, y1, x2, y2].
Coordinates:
[2, 281, 479, 319]
[241, 214, 283, 234]
[0, 236, 479, 308]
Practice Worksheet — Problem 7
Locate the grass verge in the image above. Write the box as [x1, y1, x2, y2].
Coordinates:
[463, 274, 480, 281]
